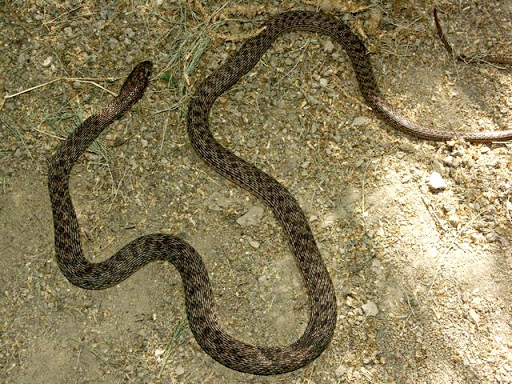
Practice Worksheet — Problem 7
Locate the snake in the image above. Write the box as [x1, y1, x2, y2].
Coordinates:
[47, 11, 512, 376]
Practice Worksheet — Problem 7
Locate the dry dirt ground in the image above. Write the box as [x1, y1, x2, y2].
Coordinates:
[1, 1, 511, 383]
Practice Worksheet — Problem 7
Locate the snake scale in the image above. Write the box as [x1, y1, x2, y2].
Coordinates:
[48, 11, 512, 376]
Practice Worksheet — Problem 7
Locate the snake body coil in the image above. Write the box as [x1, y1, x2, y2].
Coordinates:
[48, 11, 511, 376]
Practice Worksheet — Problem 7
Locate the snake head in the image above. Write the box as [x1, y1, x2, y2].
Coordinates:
[117, 60, 153, 108]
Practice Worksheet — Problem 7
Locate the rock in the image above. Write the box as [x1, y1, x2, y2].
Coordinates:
[323, 40, 335, 53]
[175, 365, 185, 376]
[249, 239, 260, 249]
[428, 172, 446, 191]
[352, 116, 370, 126]
[362, 301, 379, 317]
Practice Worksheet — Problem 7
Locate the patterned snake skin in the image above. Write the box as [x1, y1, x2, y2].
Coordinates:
[48, 11, 511, 376]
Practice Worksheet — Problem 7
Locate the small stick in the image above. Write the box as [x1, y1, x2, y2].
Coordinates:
[1, 77, 118, 111]
[433, 8, 512, 66]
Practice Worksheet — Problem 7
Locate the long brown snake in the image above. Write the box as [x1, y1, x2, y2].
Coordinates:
[48, 11, 511, 376]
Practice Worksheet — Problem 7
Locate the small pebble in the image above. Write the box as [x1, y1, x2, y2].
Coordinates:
[42, 56, 53, 67]
[352, 116, 370, 126]
[323, 40, 335, 53]
[249, 240, 260, 249]
[175, 365, 185, 376]
[428, 172, 446, 191]
[468, 309, 480, 326]
[361, 301, 379, 317]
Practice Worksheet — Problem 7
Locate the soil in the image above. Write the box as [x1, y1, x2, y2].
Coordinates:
[1, 1, 511, 383]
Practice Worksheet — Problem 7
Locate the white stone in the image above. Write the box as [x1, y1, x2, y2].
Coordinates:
[428, 172, 446, 191]
[362, 301, 379, 317]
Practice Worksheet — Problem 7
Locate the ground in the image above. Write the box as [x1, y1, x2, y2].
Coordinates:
[1, 1, 511, 383]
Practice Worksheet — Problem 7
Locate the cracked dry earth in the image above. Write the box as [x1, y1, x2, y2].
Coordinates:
[1, 1, 512, 383]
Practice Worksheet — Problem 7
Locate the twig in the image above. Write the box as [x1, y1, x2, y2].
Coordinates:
[1, 77, 118, 111]
[433, 8, 512, 66]
[193, 1, 267, 42]
[426, 211, 482, 297]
